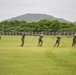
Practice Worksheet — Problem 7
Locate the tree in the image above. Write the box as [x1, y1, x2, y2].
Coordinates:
[50, 20, 61, 31]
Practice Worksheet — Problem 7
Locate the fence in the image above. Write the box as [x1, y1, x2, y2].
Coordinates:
[1, 31, 74, 36]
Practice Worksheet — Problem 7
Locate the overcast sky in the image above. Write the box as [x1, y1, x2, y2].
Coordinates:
[0, 0, 76, 22]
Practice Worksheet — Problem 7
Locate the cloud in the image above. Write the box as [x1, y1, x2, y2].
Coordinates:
[0, 0, 76, 22]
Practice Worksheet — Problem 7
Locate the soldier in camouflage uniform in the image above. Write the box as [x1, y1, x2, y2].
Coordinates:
[20, 32, 26, 46]
[0, 32, 1, 39]
[38, 32, 44, 47]
[54, 35, 61, 47]
[72, 33, 76, 47]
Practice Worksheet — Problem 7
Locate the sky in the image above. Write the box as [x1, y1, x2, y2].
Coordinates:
[0, 0, 76, 22]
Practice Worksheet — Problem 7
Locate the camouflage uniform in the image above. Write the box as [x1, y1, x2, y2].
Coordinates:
[20, 32, 25, 46]
[72, 33, 76, 47]
[0, 33, 1, 39]
[38, 33, 44, 47]
[54, 36, 61, 47]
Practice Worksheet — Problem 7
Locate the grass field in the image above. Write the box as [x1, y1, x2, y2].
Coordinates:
[0, 35, 76, 75]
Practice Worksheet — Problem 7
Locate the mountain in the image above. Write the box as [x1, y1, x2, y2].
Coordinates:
[6, 13, 71, 23]
[73, 21, 76, 25]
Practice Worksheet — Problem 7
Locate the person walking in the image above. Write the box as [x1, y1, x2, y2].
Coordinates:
[72, 32, 76, 47]
[38, 32, 44, 47]
[54, 35, 61, 47]
[0, 32, 1, 39]
[20, 32, 26, 47]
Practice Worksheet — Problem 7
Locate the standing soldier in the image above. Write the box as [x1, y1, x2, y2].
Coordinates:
[38, 32, 44, 47]
[20, 32, 26, 47]
[54, 35, 61, 47]
[72, 32, 76, 47]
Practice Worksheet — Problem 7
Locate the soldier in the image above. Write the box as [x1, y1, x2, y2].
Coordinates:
[72, 32, 76, 47]
[20, 32, 26, 47]
[0, 32, 1, 39]
[38, 32, 44, 47]
[54, 35, 61, 47]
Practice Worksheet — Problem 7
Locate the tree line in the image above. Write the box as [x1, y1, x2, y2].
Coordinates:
[0, 19, 76, 32]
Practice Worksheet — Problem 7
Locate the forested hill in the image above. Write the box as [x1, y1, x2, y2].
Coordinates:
[0, 19, 76, 32]
[5, 13, 71, 23]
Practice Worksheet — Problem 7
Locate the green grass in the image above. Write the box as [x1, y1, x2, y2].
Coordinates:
[0, 35, 76, 75]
